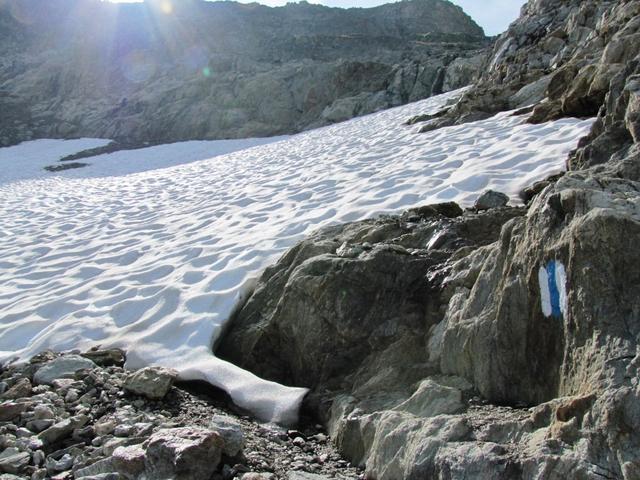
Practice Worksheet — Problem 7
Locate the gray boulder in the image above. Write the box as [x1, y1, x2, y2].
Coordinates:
[143, 428, 224, 480]
[123, 367, 177, 400]
[209, 415, 245, 457]
[33, 355, 96, 385]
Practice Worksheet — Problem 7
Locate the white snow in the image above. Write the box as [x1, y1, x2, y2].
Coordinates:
[0, 137, 287, 184]
[0, 89, 594, 423]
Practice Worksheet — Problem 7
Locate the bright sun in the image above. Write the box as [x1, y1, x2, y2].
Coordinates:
[106, 0, 174, 14]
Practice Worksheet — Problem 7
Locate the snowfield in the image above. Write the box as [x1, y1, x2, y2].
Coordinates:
[0, 90, 594, 423]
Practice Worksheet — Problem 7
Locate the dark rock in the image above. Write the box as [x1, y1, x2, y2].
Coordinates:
[519, 173, 564, 204]
[0, 403, 28, 422]
[43, 162, 89, 172]
[81, 349, 126, 368]
[405, 201, 464, 219]
[473, 190, 509, 211]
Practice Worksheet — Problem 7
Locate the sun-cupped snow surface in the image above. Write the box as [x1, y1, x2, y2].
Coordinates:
[0, 89, 594, 424]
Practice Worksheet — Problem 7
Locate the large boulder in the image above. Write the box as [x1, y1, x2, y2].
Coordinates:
[218, 204, 524, 416]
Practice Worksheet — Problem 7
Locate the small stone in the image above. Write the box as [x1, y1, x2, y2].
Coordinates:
[0, 403, 28, 422]
[242, 474, 276, 480]
[0, 447, 30, 474]
[123, 367, 177, 400]
[209, 415, 245, 457]
[292, 437, 306, 448]
[0, 379, 32, 400]
[64, 390, 79, 403]
[309, 433, 327, 443]
[91, 437, 104, 447]
[45, 453, 73, 473]
[73, 458, 116, 478]
[38, 415, 89, 446]
[94, 421, 116, 436]
[112, 444, 146, 478]
[32, 450, 45, 467]
[33, 405, 55, 420]
[113, 425, 133, 438]
[26, 420, 54, 433]
[31, 469, 47, 480]
[474, 190, 509, 211]
[14, 428, 32, 438]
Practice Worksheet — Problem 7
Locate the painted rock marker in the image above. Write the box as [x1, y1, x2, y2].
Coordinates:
[538, 260, 567, 318]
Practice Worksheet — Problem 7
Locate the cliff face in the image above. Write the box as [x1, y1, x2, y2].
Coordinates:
[219, 1, 640, 478]
[0, 0, 488, 146]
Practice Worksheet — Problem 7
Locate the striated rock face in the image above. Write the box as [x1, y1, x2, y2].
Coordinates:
[0, 0, 488, 147]
[219, 1, 640, 478]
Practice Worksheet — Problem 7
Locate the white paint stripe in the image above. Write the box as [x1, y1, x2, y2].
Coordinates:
[538, 265, 552, 317]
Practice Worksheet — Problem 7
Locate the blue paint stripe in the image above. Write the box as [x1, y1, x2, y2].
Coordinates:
[547, 261, 562, 318]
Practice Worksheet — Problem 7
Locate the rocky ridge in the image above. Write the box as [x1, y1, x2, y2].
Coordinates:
[218, 0, 640, 478]
[0, 349, 362, 480]
[0, 0, 488, 147]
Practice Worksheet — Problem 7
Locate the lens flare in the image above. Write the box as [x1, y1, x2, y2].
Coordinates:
[121, 50, 156, 84]
[160, 1, 173, 14]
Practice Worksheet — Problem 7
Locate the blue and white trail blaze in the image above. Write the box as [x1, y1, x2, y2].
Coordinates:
[538, 260, 568, 318]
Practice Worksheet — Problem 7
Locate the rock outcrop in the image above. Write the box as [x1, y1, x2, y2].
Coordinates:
[0, 0, 488, 147]
[219, 0, 640, 478]
[415, 0, 640, 133]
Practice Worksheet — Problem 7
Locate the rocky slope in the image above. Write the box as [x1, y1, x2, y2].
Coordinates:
[219, 0, 640, 478]
[0, 0, 488, 147]
[0, 349, 362, 479]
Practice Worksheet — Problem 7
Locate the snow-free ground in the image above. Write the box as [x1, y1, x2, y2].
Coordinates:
[0, 90, 594, 423]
